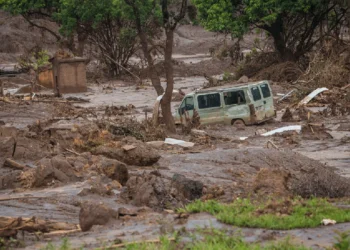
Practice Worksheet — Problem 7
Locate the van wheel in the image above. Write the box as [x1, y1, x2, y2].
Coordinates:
[232, 119, 245, 129]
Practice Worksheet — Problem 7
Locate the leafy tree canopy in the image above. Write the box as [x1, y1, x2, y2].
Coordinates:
[193, 0, 349, 60]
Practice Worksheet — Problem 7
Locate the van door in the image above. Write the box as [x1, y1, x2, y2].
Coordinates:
[223, 89, 250, 124]
[196, 92, 224, 124]
[259, 82, 275, 118]
[178, 96, 195, 125]
[249, 85, 265, 121]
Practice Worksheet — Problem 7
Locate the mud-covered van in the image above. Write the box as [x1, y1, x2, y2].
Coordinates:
[174, 81, 276, 126]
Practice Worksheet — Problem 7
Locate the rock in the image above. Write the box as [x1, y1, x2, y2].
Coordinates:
[255, 129, 268, 135]
[122, 172, 203, 210]
[19, 165, 71, 188]
[122, 145, 136, 151]
[96, 157, 129, 185]
[171, 174, 203, 200]
[109, 180, 122, 189]
[51, 156, 78, 180]
[78, 177, 111, 197]
[252, 168, 291, 197]
[191, 129, 207, 136]
[281, 107, 294, 122]
[92, 138, 160, 166]
[122, 174, 172, 210]
[146, 141, 165, 149]
[118, 207, 137, 217]
[237, 75, 249, 83]
[0, 137, 15, 165]
[79, 203, 118, 232]
[0, 127, 17, 137]
[0, 171, 21, 190]
[13, 137, 50, 162]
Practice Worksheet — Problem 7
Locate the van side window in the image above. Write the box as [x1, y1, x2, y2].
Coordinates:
[197, 93, 221, 109]
[251, 87, 262, 101]
[224, 90, 246, 105]
[260, 83, 271, 98]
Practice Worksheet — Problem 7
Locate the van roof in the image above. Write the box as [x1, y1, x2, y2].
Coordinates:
[187, 80, 269, 95]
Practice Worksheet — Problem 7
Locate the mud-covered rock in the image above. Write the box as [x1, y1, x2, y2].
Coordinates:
[92, 137, 160, 166]
[291, 168, 350, 198]
[0, 137, 15, 165]
[78, 181, 111, 197]
[0, 171, 21, 189]
[252, 168, 291, 197]
[51, 156, 78, 179]
[95, 157, 129, 185]
[118, 207, 137, 217]
[281, 108, 294, 122]
[123, 173, 171, 209]
[0, 127, 17, 137]
[13, 137, 50, 161]
[79, 202, 118, 232]
[66, 152, 93, 171]
[19, 165, 71, 188]
[122, 172, 203, 210]
[171, 174, 203, 200]
[301, 124, 333, 140]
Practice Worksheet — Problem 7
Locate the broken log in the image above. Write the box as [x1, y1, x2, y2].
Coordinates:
[3, 158, 29, 171]
[0, 97, 14, 103]
[0, 216, 79, 238]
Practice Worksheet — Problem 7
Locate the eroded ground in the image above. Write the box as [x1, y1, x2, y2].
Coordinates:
[0, 72, 349, 249]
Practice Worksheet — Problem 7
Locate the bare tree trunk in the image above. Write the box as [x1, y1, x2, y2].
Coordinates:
[76, 32, 88, 57]
[161, 29, 176, 133]
[139, 31, 164, 96]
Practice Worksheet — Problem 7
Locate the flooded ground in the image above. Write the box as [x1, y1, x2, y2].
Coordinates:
[1, 63, 350, 249]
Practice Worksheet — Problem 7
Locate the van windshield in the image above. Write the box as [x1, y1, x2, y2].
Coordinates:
[198, 93, 221, 109]
[224, 90, 246, 105]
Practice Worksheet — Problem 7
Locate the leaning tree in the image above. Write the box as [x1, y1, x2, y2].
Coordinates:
[124, 0, 188, 132]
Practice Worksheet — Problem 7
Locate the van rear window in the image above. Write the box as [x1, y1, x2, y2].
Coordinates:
[224, 90, 246, 105]
[251, 87, 262, 101]
[260, 83, 271, 98]
[198, 93, 221, 109]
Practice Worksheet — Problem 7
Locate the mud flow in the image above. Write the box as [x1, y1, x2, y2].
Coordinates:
[0, 17, 350, 249]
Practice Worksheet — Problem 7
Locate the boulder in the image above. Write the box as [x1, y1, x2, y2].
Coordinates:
[237, 75, 249, 83]
[171, 174, 203, 200]
[92, 137, 160, 166]
[122, 172, 204, 210]
[146, 141, 165, 149]
[0, 137, 15, 165]
[79, 202, 118, 232]
[94, 157, 129, 185]
[19, 165, 71, 188]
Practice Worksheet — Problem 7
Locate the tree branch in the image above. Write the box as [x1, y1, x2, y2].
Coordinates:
[22, 14, 61, 41]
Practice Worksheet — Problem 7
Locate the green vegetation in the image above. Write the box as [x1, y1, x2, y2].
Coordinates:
[126, 230, 310, 250]
[36, 229, 350, 250]
[41, 238, 71, 250]
[193, 0, 349, 61]
[180, 198, 350, 230]
[18, 49, 50, 71]
[333, 231, 350, 250]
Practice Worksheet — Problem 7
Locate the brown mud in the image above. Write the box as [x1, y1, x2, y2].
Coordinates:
[0, 21, 349, 249]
